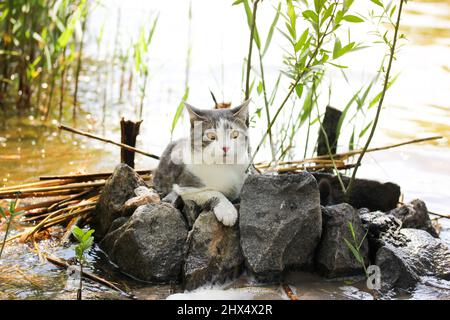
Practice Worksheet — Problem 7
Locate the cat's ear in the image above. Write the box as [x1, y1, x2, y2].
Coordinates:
[184, 102, 206, 123]
[231, 99, 251, 126]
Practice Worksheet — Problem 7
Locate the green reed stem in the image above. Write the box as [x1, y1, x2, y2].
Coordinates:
[244, 0, 259, 100]
[345, 0, 405, 197]
[250, 0, 338, 165]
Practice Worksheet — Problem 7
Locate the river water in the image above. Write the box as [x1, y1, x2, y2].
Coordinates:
[0, 0, 449, 299]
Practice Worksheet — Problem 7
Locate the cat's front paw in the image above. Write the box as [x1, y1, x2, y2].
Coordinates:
[213, 201, 238, 226]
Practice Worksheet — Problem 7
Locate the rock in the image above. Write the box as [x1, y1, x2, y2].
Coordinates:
[239, 173, 322, 281]
[122, 186, 160, 216]
[389, 199, 438, 237]
[183, 211, 244, 290]
[376, 228, 450, 290]
[182, 200, 202, 229]
[92, 164, 147, 239]
[108, 217, 129, 234]
[162, 192, 201, 229]
[359, 210, 407, 252]
[315, 203, 369, 278]
[162, 191, 184, 209]
[100, 203, 188, 282]
[313, 172, 401, 212]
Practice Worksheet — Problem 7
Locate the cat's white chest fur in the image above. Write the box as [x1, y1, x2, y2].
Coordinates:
[185, 163, 247, 200]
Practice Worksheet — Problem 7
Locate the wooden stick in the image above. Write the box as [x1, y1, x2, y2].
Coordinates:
[0, 181, 105, 199]
[0, 179, 76, 192]
[59, 124, 160, 160]
[0, 233, 21, 245]
[2, 189, 80, 199]
[48, 189, 96, 211]
[61, 217, 81, 243]
[45, 255, 135, 299]
[16, 199, 67, 214]
[256, 158, 340, 169]
[39, 170, 153, 181]
[22, 202, 96, 241]
[333, 135, 443, 160]
[44, 204, 96, 225]
[282, 284, 299, 300]
[256, 136, 443, 166]
[266, 163, 358, 173]
[42, 207, 95, 229]
[429, 212, 450, 219]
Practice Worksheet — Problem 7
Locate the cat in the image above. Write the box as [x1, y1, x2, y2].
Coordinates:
[153, 100, 251, 227]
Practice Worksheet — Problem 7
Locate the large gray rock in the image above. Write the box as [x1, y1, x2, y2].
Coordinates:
[376, 228, 450, 290]
[100, 203, 188, 282]
[389, 199, 438, 237]
[92, 164, 147, 239]
[315, 203, 369, 278]
[239, 173, 322, 281]
[183, 211, 244, 290]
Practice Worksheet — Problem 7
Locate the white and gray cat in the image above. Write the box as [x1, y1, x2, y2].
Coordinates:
[153, 100, 251, 226]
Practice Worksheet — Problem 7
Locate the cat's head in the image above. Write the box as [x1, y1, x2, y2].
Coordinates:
[183, 100, 250, 165]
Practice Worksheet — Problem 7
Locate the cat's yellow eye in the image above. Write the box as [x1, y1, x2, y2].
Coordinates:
[205, 131, 217, 141]
[230, 130, 239, 139]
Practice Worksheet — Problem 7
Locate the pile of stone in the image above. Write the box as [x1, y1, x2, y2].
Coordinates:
[92, 164, 449, 292]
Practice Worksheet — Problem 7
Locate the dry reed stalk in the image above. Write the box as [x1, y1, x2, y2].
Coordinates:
[21, 209, 66, 241]
[21, 201, 96, 241]
[45, 255, 135, 298]
[17, 199, 68, 213]
[0, 233, 21, 245]
[265, 163, 358, 173]
[2, 190, 80, 199]
[31, 236, 45, 264]
[48, 189, 95, 211]
[18, 205, 96, 242]
[59, 124, 160, 160]
[42, 206, 95, 229]
[40, 170, 152, 181]
[61, 217, 81, 243]
[1, 199, 60, 217]
[22, 212, 52, 222]
[0, 181, 105, 199]
[45, 256, 134, 299]
[256, 158, 340, 169]
[255, 136, 443, 167]
[0, 179, 76, 192]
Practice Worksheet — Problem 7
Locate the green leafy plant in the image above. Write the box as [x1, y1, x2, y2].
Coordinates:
[0, 0, 91, 121]
[171, 1, 192, 137]
[0, 198, 24, 260]
[72, 226, 94, 300]
[133, 15, 159, 120]
[233, 0, 407, 200]
[344, 221, 368, 277]
[345, 0, 406, 197]
[238, 0, 281, 162]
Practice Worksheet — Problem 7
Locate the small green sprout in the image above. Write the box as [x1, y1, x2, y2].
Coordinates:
[0, 199, 24, 260]
[344, 221, 369, 277]
[71, 226, 95, 300]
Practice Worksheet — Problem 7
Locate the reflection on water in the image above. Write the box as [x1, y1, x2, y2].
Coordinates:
[0, 0, 449, 300]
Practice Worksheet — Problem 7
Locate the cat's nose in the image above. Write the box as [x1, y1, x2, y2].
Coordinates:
[222, 146, 230, 154]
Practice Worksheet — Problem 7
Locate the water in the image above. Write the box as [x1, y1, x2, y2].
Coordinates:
[0, 0, 449, 300]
